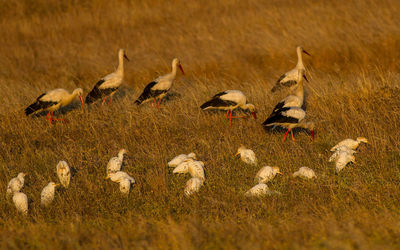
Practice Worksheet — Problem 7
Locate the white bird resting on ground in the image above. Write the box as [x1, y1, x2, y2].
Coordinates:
[119, 177, 133, 194]
[254, 166, 282, 184]
[107, 149, 127, 174]
[168, 152, 197, 168]
[188, 161, 206, 182]
[173, 158, 204, 175]
[330, 137, 369, 152]
[56, 161, 71, 188]
[184, 177, 203, 196]
[41, 182, 59, 207]
[235, 145, 257, 165]
[106, 171, 136, 184]
[335, 151, 356, 173]
[244, 184, 281, 197]
[293, 167, 316, 179]
[329, 146, 356, 162]
[13, 192, 28, 215]
[6, 172, 26, 198]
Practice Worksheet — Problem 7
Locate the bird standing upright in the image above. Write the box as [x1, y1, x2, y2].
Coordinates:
[135, 58, 184, 108]
[85, 49, 129, 105]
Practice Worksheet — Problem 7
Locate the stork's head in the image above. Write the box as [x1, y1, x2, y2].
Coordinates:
[119, 48, 129, 61]
[247, 104, 257, 120]
[298, 46, 311, 56]
[301, 121, 315, 140]
[73, 88, 84, 109]
[172, 58, 184, 75]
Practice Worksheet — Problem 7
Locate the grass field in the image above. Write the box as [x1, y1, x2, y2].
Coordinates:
[1, 0, 400, 248]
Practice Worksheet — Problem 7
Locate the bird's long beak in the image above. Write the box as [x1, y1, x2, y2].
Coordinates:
[105, 176, 110, 180]
[234, 152, 240, 157]
[311, 130, 315, 140]
[179, 64, 185, 75]
[303, 74, 309, 82]
[79, 95, 84, 110]
[124, 54, 130, 61]
[277, 171, 283, 175]
[55, 184, 60, 187]
[303, 50, 311, 56]
[251, 112, 257, 120]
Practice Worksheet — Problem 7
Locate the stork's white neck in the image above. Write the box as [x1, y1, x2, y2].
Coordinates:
[116, 52, 124, 76]
[293, 78, 304, 100]
[296, 47, 304, 69]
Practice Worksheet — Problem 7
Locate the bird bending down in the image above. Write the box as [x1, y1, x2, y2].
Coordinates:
[13, 192, 28, 215]
[271, 46, 310, 92]
[119, 178, 133, 194]
[135, 58, 184, 108]
[85, 49, 129, 105]
[56, 161, 71, 188]
[107, 149, 127, 174]
[334, 151, 356, 173]
[244, 184, 281, 197]
[271, 76, 305, 114]
[168, 152, 197, 168]
[254, 166, 281, 184]
[41, 182, 59, 207]
[235, 145, 257, 165]
[330, 137, 369, 152]
[25, 88, 84, 124]
[200, 90, 256, 125]
[293, 167, 316, 179]
[106, 171, 136, 184]
[262, 107, 315, 143]
[184, 177, 203, 196]
[328, 146, 356, 162]
[6, 173, 26, 198]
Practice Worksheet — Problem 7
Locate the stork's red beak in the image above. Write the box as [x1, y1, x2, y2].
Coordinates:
[124, 54, 130, 61]
[303, 50, 311, 56]
[303, 74, 309, 82]
[311, 130, 315, 140]
[79, 96, 84, 110]
[251, 112, 257, 120]
[179, 64, 185, 75]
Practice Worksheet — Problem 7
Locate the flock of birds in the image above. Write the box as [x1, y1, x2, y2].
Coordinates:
[6, 46, 369, 215]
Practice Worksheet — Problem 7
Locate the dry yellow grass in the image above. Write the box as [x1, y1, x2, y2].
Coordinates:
[1, 0, 400, 248]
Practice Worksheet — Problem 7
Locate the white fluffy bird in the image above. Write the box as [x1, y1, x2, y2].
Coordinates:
[329, 146, 356, 162]
[107, 149, 127, 174]
[106, 171, 136, 184]
[184, 177, 203, 196]
[119, 178, 133, 194]
[40, 182, 59, 207]
[235, 145, 257, 165]
[245, 184, 276, 197]
[330, 137, 369, 151]
[12, 192, 28, 215]
[254, 166, 281, 184]
[56, 161, 71, 188]
[6, 172, 26, 198]
[188, 161, 206, 181]
[293, 167, 316, 179]
[168, 152, 197, 168]
[335, 151, 356, 173]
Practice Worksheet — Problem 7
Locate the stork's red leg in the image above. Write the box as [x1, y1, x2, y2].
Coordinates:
[229, 110, 233, 126]
[50, 112, 54, 125]
[225, 110, 229, 118]
[290, 129, 295, 141]
[45, 111, 51, 120]
[282, 129, 290, 143]
[151, 98, 156, 107]
[156, 98, 162, 108]
[102, 97, 107, 106]
[108, 96, 113, 105]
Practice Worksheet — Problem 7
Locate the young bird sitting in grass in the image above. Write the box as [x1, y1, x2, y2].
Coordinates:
[106, 171, 136, 184]
[107, 149, 127, 174]
[293, 167, 316, 179]
[335, 151, 356, 173]
[245, 184, 281, 197]
[235, 145, 257, 165]
[41, 182, 59, 207]
[56, 161, 71, 188]
[6, 173, 26, 198]
[168, 152, 197, 167]
[254, 166, 282, 184]
[13, 192, 28, 215]
[330, 137, 369, 151]
[184, 177, 203, 196]
[173, 158, 204, 176]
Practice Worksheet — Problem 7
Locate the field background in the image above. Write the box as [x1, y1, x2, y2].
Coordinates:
[1, 0, 400, 248]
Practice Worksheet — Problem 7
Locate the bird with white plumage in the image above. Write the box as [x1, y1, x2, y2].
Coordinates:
[330, 137, 369, 151]
[334, 151, 356, 173]
[168, 152, 197, 168]
[328, 146, 356, 162]
[235, 145, 257, 165]
[56, 161, 71, 188]
[254, 166, 281, 184]
[244, 184, 281, 197]
[106, 171, 136, 184]
[184, 177, 203, 196]
[107, 149, 127, 174]
[12, 192, 28, 215]
[6, 172, 26, 199]
[293, 167, 316, 179]
[271, 46, 310, 92]
[85, 49, 129, 105]
[41, 182, 59, 207]
[119, 178, 133, 194]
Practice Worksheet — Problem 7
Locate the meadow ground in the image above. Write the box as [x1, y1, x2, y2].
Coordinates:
[1, 0, 400, 249]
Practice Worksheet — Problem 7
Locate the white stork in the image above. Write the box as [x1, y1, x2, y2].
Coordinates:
[262, 107, 315, 143]
[135, 58, 184, 108]
[271, 76, 305, 114]
[25, 88, 84, 124]
[271, 46, 310, 92]
[200, 90, 256, 125]
[85, 49, 129, 105]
